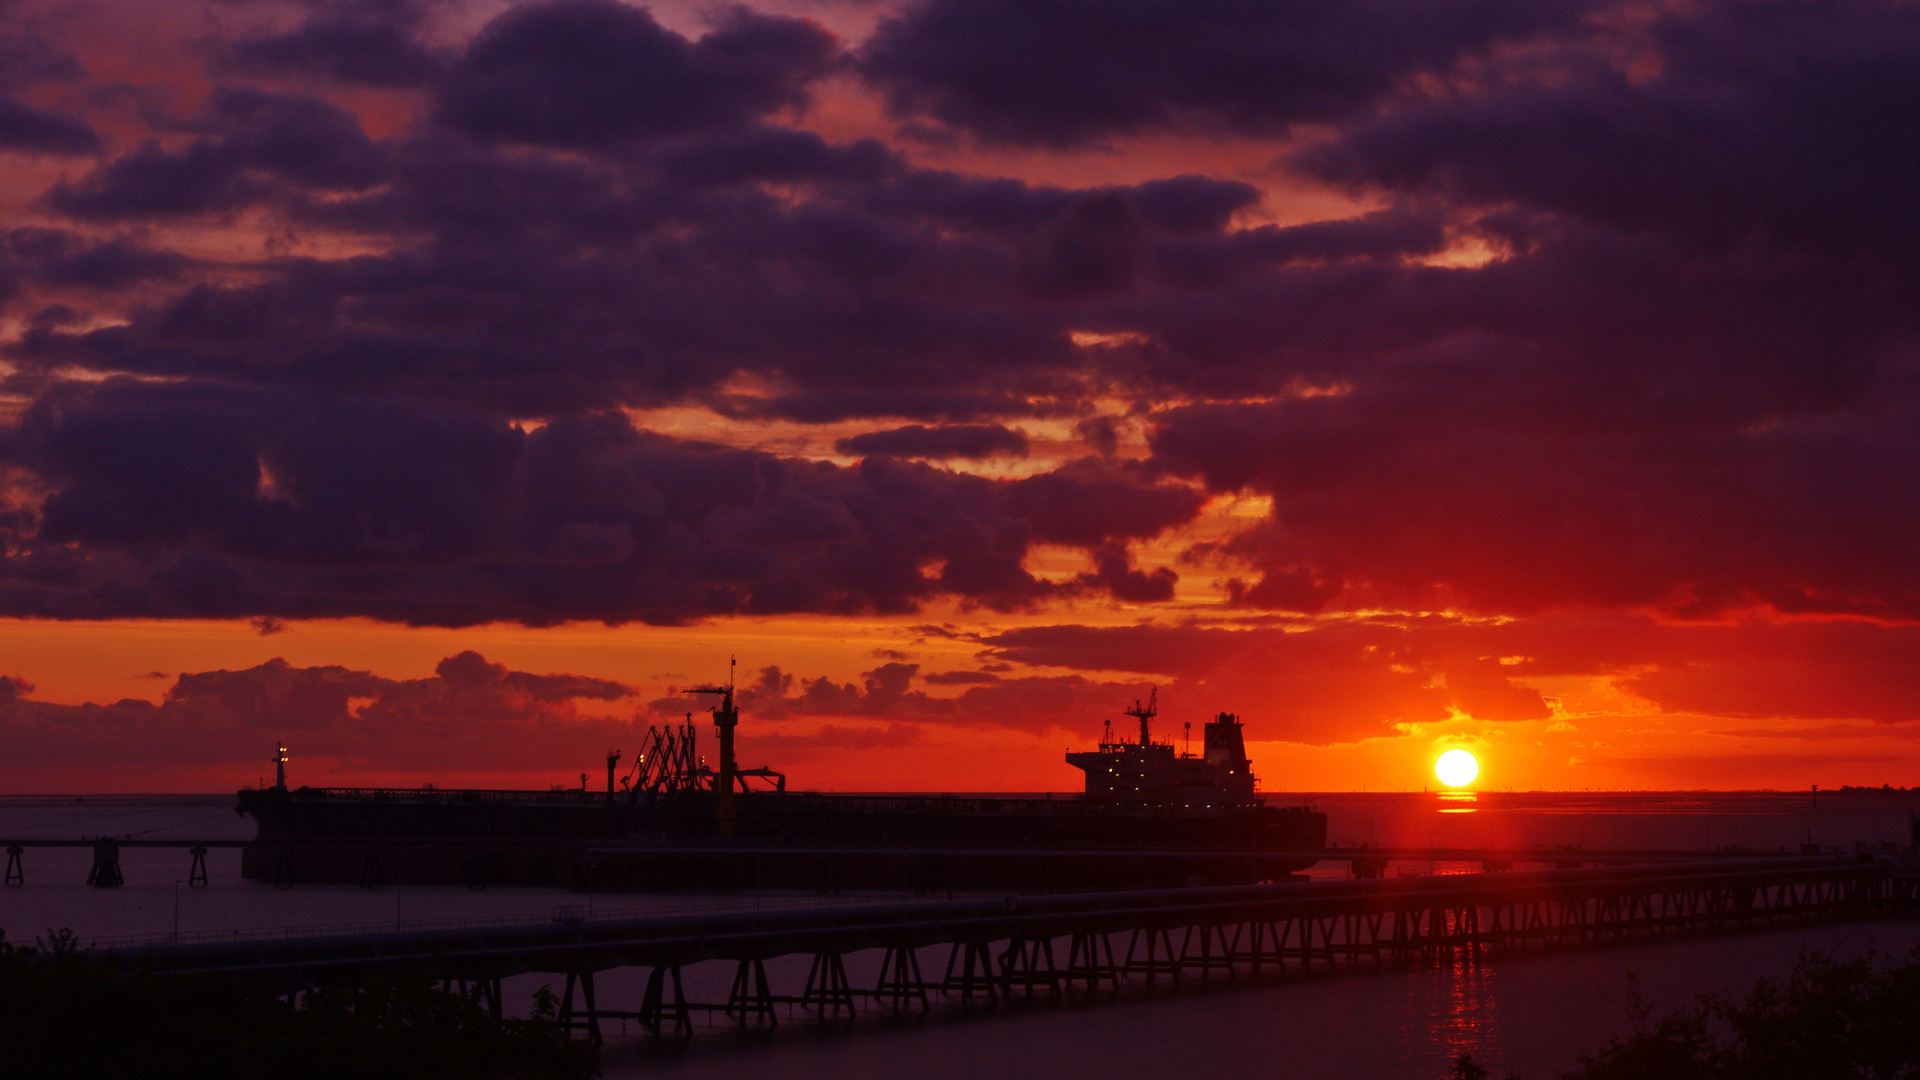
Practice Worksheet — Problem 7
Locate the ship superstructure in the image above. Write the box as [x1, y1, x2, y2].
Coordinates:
[1065, 690, 1257, 809]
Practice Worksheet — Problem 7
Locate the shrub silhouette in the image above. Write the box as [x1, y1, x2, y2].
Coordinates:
[0, 929, 596, 1080]
[1452, 948, 1920, 1080]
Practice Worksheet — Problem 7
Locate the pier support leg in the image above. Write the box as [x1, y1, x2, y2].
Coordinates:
[1178, 924, 1234, 983]
[875, 945, 928, 1013]
[4, 844, 21, 887]
[579, 971, 603, 1045]
[640, 966, 691, 1038]
[558, 973, 579, 1035]
[942, 941, 1000, 1005]
[801, 952, 856, 1021]
[86, 841, 123, 888]
[1245, 921, 1278, 978]
[998, 938, 1062, 998]
[1066, 932, 1119, 992]
[359, 854, 385, 889]
[1123, 927, 1180, 986]
[188, 846, 209, 888]
[726, 959, 778, 1026]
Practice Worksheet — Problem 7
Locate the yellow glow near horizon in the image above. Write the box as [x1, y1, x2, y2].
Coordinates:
[1436, 748, 1480, 788]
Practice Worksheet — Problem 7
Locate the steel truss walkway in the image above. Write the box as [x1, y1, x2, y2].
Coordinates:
[92, 856, 1916, 1042]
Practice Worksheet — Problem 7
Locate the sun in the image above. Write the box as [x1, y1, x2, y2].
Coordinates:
[1435, 748, 1479, 788]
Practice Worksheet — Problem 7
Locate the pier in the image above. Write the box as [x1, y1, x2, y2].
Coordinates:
[5, 836, 1887, 890]
[82, 855, 1915, 1042]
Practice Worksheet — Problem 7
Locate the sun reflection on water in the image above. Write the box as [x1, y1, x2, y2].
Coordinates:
[1404, 953, 1505, 1074]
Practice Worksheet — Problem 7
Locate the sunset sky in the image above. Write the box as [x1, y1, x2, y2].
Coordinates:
[0, 0, 1916, 794]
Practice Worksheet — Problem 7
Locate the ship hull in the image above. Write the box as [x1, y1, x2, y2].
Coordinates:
[237, 789, 1327, 891]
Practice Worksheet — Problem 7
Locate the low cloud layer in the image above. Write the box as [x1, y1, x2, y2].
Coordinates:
[0, 651, 634, 780]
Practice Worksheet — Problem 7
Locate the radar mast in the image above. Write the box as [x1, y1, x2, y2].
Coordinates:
[686, 657, 739, 837]
[1123, 688, 1158, 747]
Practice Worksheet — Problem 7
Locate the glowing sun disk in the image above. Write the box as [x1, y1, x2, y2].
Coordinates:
[1436, 748, 1479, 788]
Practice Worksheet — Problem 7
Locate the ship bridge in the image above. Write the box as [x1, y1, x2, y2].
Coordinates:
[1067, 693, 1257, 809]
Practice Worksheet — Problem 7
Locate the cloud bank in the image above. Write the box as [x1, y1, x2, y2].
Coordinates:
[0, 0, 1916, 777]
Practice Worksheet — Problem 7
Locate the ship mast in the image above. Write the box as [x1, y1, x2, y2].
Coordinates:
[1124, 688, 1157, 747]
[686, 657, 740, 837]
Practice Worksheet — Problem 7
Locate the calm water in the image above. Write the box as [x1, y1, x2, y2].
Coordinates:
[607, 921, 1920, 1080]
[4, 790, 1918, 1079]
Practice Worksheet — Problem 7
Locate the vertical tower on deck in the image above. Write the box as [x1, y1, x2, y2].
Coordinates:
[1126, 688, 1157, 746]
[688, 658, 740, 837]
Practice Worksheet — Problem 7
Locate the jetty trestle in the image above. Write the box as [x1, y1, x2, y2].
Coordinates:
[92, 856, 1916, 1041]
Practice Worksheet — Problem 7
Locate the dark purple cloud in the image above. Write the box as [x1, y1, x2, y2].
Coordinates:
[656, 126, 899, 188]
[1004, 458, 1205, 549]
[20, 122, 1286, 419]
[0, 22, 83, 85]
[650, 659, 1156, 737]
[0, 230, 186, 323]
[836, 423, 1029, 459]
[0, 22, 96, 154]
[0, 0, 1916, 662]
[860, 0, 1600, 145]
[1076, 546, 1177, 604]
[0, 381, 1203, 623]
[3, 230, 188, 290]
[1294, 0, 1920, 259]
[0, 95, 98, 155]
[1126, 176, 1262, 235]
[47, 89, 385, 219]
[218, 0, 445, 87]
[434, 0, 838, 149]
[1153, 386, 1920, 621]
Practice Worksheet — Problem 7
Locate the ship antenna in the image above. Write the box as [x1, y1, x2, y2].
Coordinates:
[1123, 687, 1158, 747]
